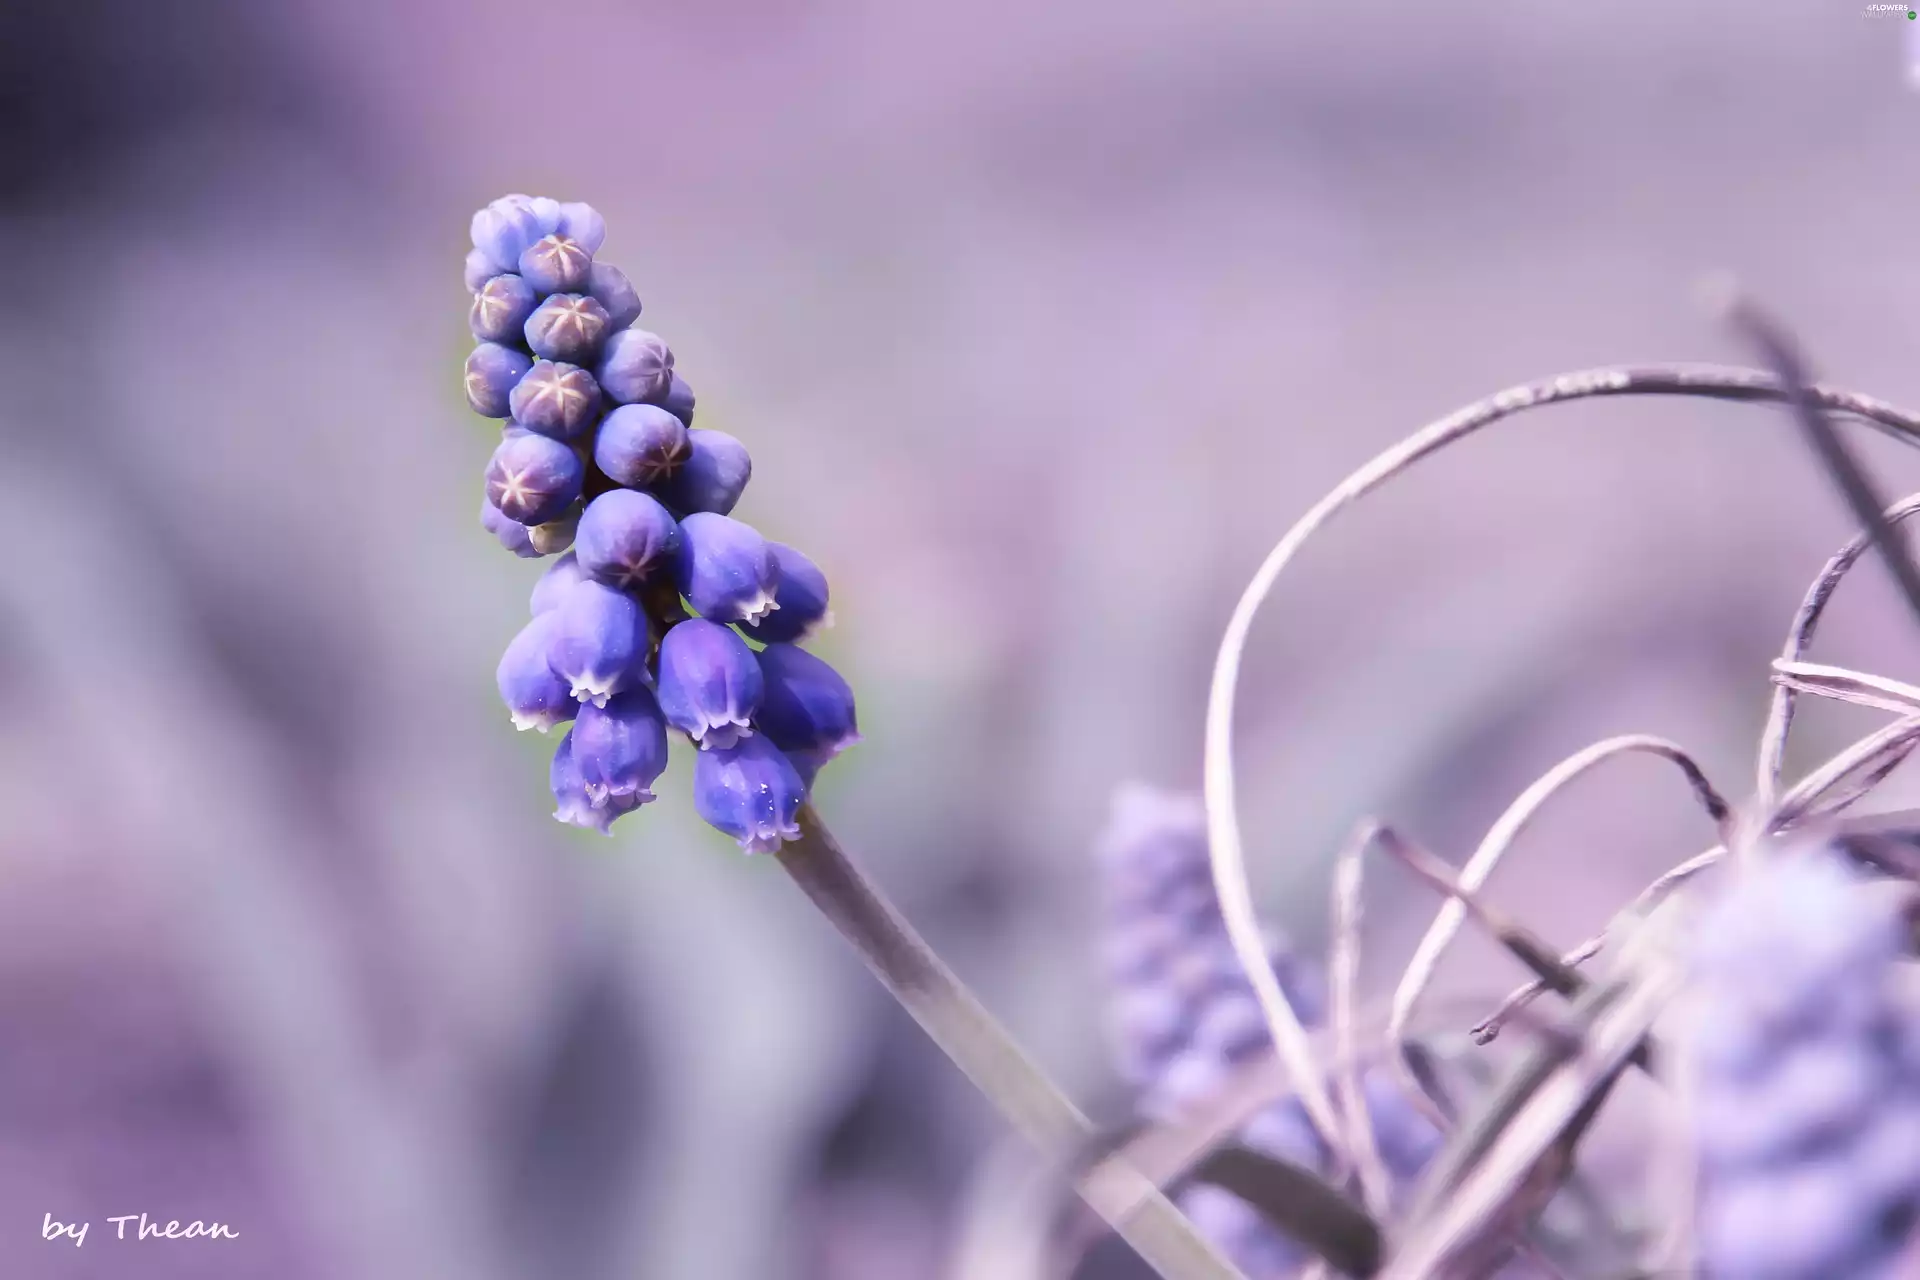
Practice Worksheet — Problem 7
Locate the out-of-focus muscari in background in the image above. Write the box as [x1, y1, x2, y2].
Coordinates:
[3, 1, 1919, 1277]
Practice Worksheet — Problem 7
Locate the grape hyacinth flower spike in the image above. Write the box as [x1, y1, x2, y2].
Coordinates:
[1095, 784, 1442, 1277]
[457, 194, 1243, 1279]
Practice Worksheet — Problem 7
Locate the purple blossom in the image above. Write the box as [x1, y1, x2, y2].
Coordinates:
[530, 550, 590, 616]
[550, 730, 641, 835]
[480, 496, 541, 558]
[574, 489, 680, 590]
[656, 619, 763, 750]
[594, 403, 689, 488]
[657, 428, 751, 517]
[673, 512, 779, 625]
[508, 360, 601, 440]
[596, 328, 675, 404]
[586, 262, 642, 330]
[517, 234, 592, 295]
[464, 342, 534, 419]
[571, 687, 670, 809]
[469, 273, 538, 343]
[692, 735, 805, 854]
[524, 293, 610, 364]
[485, 431, 584, 526]
[752, 643, 858, 763]
[546, 580, 650, 708]
[739, 542, 831, 644]
[496, 612, 576, 733]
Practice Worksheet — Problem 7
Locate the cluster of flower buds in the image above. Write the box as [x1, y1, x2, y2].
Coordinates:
[465, 194, 857, 849]
[1684, 844, 1920, 1279]
[1095, 785, 1442, 1276]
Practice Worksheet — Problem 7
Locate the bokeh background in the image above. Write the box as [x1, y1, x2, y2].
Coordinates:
[4, 1, 1919, 1276]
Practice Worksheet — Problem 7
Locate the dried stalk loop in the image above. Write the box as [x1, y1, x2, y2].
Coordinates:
[1202, 365, 1917, 1161]
[1386, 735, 1729, 1112]
[1755, 493, 1920, 809]
[776, 806, 1249, 1280]
[1329, 821, 1393, 1214]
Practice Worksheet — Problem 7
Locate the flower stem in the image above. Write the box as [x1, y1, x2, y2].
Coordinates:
[776, 804, 1248, 1280]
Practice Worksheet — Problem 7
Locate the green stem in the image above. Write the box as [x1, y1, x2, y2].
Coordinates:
[777, 805, 1247, 1280]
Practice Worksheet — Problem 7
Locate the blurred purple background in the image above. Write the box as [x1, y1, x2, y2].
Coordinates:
[4, 1, 1919, 1276]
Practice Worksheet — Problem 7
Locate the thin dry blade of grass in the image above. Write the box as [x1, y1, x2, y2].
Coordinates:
[1330, 821, 1393, 1213]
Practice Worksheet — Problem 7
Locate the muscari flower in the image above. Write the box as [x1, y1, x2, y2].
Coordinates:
[1685, 845, 1920, 1280]
[673, 512, 778, 625]
[469, 273, 538, 344]
[518, 234, 592, 295]
[550, 729, 643, 835]
[753, 644, 858, 761]
[496, 611, 576, 733]
[571, 686, 670, 809]
[481, 496, 540, 558]
[656, 618, 763, 750]
[1095, 784, 1439, 1278]
[658, 371, 696, 427]
[693, 734, 806, 854]
[574, 489, 680, 590]
[530, 550, 589, 615]
[546, 580, 650, 707]
[594, 403, 690, 488]
[524, 293, 610, 364]
[740, 542, 830, 644]
[508, 360, 602, 440]
[657, 428, 751, 517]
[486, 431, 584, 526]
[586, 262, 642, 330]
[465, 342, 534, 419]
[596, 327, 675, 404]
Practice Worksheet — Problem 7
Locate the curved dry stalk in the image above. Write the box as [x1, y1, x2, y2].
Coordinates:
[1386, 736, 1731, 1110]
[1329, 822, 1392, 1216]
[1771, 714, 1920, 829]
[1772, 659, 1920, 717]
[1470, 845, 1726, 1045]
[1197, 366, 1910, 1161]
[1754, 493, 1920, 809]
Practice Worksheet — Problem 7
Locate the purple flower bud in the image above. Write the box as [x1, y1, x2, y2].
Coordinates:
[656, 372, 696, 427]
[673, 512, 779, 624]
[508, 359, 602, 440]
[593, 403, 689, 487]
[464, 248, 495, 292]
[586, 262, 642, 330]
[521, 196, 562, 236]
[752, 643, 859, 767]
[480, 496, 541, 558]
[656, 619, 763, 749]
[524, 293, 610, 364]
[596, 328, 675, 404]
[527, 504, 580, 556]
[469, 273, 538, 343]
[656, 429, 751, 516]
[518, 234, 592, 295]
[485, 431, 584, 526]
[739, 543, 831, 644]
[530, 550, 590, 616]
[550, 730, 641, 835]
[496, 612, 576, 733]
[574, 489, 680, 590]
[464, 342, 534, 418]
[572, 686, 669, 808]
[692, 735, 805, 854]
[546, 580, 650, 707]
[471, 197, 545, 274]
[556, 201, 607, 254]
